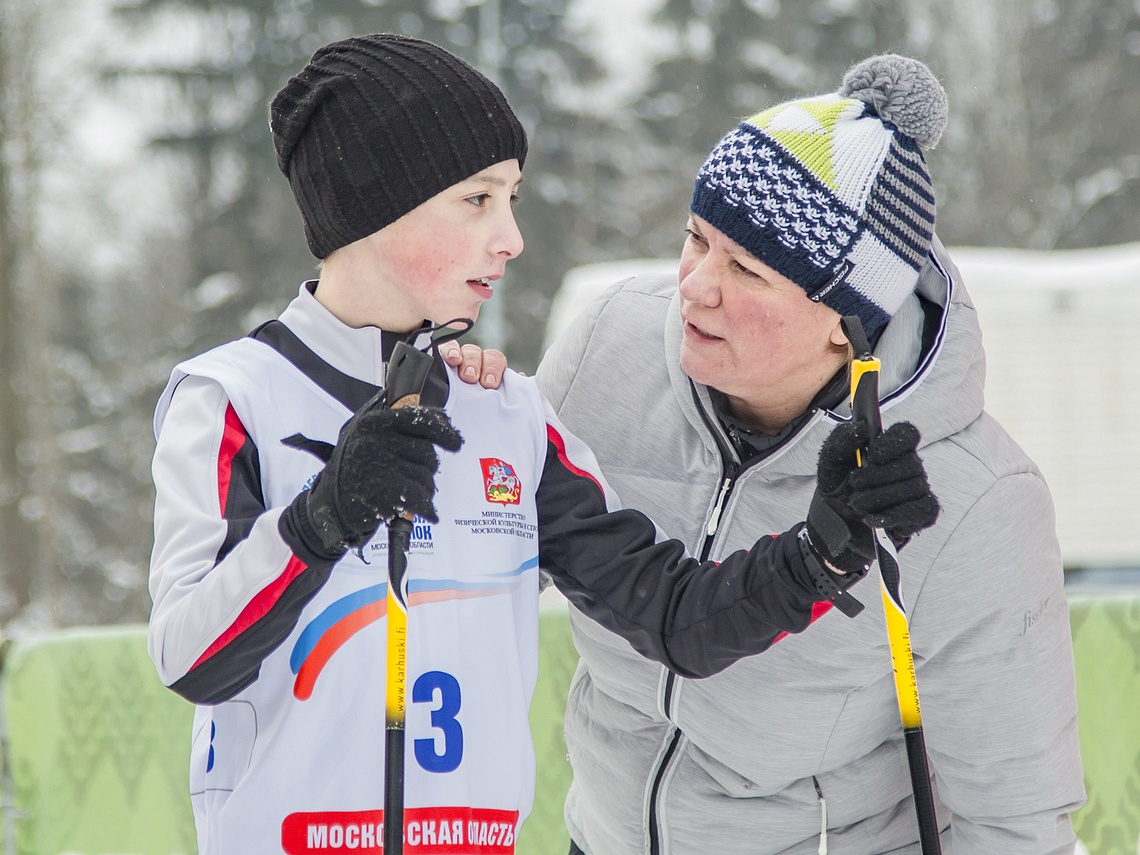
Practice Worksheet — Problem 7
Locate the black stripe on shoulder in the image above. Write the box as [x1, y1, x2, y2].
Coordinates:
[249, 320, 379, 411]
[217, 423, 265, 564]
[249, 320, 450, 410]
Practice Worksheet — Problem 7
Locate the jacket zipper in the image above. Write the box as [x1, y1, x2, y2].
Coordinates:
[813, 776, 828, 855]
[705, 475, 733, 537]
[649, 471, 735, 855]
[647, 729, 683, 855]
[660, 467, 736, 717]
[649, 386, 741, 855]
[647, 378, 857, 853]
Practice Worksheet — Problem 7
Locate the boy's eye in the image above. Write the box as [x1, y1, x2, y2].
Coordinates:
[467, 193, 490, 207]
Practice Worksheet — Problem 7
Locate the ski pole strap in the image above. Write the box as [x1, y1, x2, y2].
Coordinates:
[840, 315, 872, 360]
[384, 318, 474, 408]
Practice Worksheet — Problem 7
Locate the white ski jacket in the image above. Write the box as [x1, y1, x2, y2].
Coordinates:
[537, 241, 1085, 855]
[149, 282, 851, 854]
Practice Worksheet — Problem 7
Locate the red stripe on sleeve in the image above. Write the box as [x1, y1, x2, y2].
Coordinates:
[217, 404, 247, 516]
[772, 599, 834, 646]
[191, 554, 309, 669]
[546, 423, 605, 498]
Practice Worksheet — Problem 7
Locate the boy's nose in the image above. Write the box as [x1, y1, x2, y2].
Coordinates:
[497, 212, 524, 259]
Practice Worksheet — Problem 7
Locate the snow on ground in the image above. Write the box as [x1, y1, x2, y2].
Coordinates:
[542, 245, 1140, 570]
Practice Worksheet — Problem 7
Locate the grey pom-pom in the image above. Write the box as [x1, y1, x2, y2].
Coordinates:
[838, 54, 948, 149]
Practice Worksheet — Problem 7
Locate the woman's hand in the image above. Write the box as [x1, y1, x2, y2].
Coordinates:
[439, 342, 508, 389]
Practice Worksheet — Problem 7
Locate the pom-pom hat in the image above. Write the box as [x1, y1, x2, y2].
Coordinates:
[690, 54, 948, 338]
[271, 34, 528, 259]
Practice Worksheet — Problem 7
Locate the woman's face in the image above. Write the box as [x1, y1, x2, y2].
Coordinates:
[677, 215, 849, 431]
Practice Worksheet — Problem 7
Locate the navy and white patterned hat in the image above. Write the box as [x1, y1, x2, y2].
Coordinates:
[691, 54, 949, 338]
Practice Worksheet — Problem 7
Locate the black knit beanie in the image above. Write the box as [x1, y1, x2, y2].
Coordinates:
[270, 34, 529, 259]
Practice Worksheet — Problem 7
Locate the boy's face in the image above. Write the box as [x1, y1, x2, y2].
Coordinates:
[352, 159, 524, 332]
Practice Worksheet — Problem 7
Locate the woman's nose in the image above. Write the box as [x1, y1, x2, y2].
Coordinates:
[678, 253, 721, 307]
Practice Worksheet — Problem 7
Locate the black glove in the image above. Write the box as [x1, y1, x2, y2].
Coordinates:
[282, 396, 463, 558]
[806, 420, 940, 576]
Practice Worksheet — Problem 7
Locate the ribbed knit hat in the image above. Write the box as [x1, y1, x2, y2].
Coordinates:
[691, 54, 948, 338]
[271, 34, 528, 259]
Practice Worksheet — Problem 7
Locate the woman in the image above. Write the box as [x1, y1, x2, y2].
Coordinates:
[536, 55, 1084, 855]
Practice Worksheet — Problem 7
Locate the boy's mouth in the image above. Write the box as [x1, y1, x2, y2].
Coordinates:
[468, 277, 494, 297]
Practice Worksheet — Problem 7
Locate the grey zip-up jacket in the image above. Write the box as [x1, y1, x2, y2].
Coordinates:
[536, 242, 1085, 855]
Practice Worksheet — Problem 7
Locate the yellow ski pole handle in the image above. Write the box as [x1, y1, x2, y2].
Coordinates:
[384, 607, 408, 718]
[878, 538, 923, 729]
[852, 356, 925, 729]
[849, 355, 881, 466]
[384, 508, 412, 855]
[842, 316, 942, 854]
[384, 516, 412, 726]
[384, 392, 420, 728]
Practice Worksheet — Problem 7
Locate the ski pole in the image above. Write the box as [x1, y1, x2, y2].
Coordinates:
[381, 337, 432, 855]
[381, 320, 472, 855]
[841, 316, 942, 855]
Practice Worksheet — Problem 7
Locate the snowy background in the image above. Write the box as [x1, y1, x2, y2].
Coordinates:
[1, 0, 1138, 629]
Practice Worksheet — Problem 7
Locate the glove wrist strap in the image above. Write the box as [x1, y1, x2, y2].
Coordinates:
[298, 492, 350, 558]
[797, 527, 865, 618]
[807, 489, 854, 558]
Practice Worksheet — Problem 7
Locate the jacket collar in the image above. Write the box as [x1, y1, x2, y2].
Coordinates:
[273, 281, 449, 408]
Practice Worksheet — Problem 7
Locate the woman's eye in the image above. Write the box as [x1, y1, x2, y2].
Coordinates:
[733, 259, 760, 278]
[684, 228, 706, 246]
[467, 193, 490, 207]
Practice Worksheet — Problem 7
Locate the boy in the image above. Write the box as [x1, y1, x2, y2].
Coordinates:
[147, 34, 938, 854]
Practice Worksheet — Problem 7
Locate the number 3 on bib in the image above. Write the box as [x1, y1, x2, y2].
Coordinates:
[412, 670, 463, 773]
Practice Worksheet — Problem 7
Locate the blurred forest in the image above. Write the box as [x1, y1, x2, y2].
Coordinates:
[1, 0, 1138, 628]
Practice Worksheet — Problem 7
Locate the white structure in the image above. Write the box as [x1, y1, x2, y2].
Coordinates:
[542, 245, 1140, 569]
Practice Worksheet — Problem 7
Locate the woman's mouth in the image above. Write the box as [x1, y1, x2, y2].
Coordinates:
[684, 319, 722, 341]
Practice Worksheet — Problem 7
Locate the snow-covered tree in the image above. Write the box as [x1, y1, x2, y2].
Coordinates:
[108, 0, 617, 369]
[0, 0, 48, 623]
[2, 0, 1137, 629]
[625, 0, 1140, 254]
